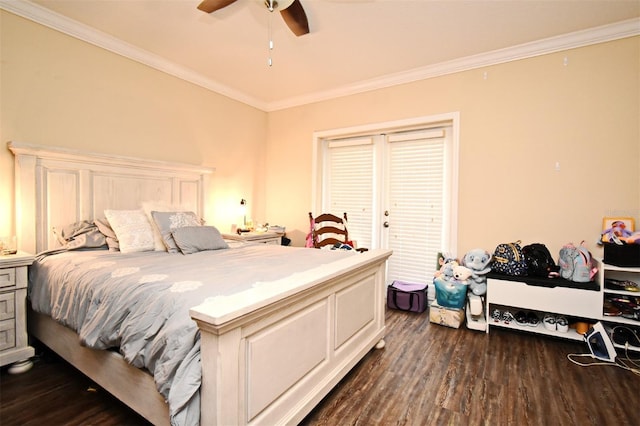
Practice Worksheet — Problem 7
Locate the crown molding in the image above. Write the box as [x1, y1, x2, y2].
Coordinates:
[2, 0, 638, 112]
[0, 0, 269, 111]
[269, 17, 640, 111]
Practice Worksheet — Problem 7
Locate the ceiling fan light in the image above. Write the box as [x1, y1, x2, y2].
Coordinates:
[262, 0, 295, 11]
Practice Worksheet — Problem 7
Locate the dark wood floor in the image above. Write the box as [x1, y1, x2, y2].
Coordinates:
[1, 308, 639, 426]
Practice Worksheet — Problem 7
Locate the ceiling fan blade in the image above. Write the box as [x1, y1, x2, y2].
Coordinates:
[280, 0, 309, 36]
[197, 0, 238, 13]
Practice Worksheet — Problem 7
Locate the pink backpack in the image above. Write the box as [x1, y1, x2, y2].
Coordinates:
[558, 241, 597, 282]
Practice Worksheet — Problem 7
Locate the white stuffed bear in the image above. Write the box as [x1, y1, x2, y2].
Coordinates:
[452, 265, 473, 284]
[462, 248, 492, 296]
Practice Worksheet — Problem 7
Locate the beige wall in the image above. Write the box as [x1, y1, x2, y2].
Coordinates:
[266, 37, 640, 258]
[1, 11, 267, 237]
[2, 10, 638, 261]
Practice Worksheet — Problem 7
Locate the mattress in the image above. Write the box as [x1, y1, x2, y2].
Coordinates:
[29, 243, 354, 425]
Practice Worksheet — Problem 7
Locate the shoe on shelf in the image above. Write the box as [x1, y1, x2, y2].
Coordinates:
[502, 311, 515, 325]
[543, 314, 556, 331]
[514, 310, 528, 326]
[491, 309, 501, 323]
[624, 281, 640, 292]
[555, 316, 569, 333]
[526, 311, 540, 327]
[603, 301, 622, 316]
[605, 279, 640, 292]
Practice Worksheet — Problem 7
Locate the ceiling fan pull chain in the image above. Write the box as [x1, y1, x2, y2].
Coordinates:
[267, 0, 273, 66]
[267, 0, 275, 66]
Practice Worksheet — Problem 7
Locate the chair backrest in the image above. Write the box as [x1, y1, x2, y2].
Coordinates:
[308, 212, 349, 249]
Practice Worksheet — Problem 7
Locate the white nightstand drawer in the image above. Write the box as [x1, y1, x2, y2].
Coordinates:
[0, 292, 16, 320]
[0, 319, 16, 351]
[224, 232, 283, 245]
[0, 268, 16, 289]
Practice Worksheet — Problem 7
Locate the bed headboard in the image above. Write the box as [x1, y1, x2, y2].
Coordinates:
[9, 142, 214, 254]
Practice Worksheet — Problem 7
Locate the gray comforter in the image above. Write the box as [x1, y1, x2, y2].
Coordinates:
[29, 243, 353, 425]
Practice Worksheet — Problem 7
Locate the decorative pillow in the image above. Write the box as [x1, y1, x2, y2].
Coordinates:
[52, 220, 107, 250]
[151, 211, 201, 253]
[104, 209, 155, 253]
[141, 201, 186, 251]
[94, 217, 120, 251]
[172, 226, 229, 255]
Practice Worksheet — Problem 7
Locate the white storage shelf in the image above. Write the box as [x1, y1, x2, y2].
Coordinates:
[486, 259, 640, 348]
[486, 278, 601, 341]
[601, 263, 640, 327]
[487, 304, 585, 341]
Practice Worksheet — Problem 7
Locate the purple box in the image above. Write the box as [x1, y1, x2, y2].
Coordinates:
[387, 281, 428, 313]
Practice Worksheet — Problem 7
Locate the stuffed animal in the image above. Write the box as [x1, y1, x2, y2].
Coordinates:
[462, 248, 492, 296]
[434, 256, 458, 281]
[622, 231, 640, 244]
[452, 265, 473, 284]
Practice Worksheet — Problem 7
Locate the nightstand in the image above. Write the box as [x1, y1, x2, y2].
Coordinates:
[0, 252, 35, 374]
[224, 231, 284, 245]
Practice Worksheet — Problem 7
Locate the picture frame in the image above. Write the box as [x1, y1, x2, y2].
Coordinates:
[601, 217, 635, 243]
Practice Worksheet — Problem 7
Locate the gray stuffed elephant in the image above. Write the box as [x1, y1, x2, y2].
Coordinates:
[462, 248, 492, 296]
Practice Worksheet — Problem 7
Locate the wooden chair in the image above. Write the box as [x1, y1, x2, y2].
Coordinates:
[308, 212, 368, 252]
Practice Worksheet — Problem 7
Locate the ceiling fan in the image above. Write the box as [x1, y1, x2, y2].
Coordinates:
[197, 0, 310, 36]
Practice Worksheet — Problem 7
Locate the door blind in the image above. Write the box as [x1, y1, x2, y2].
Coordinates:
[325, 138, 374, 249]
[386, 130, 445, 284]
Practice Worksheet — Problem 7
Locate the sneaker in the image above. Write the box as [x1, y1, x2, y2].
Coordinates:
[526, 312, 540, 327]
[491, 309, 501, 323]
[555, 315, 569, 333]
[502, 311, 515, 325]
[543, 314, 556, 331]
[514, 310, 528, 326]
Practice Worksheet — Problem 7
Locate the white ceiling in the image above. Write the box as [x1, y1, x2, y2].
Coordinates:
[4, 0, 640, 111]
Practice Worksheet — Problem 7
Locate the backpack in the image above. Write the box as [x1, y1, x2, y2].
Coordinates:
[558, 241, 597, 282]
[522, 243, 559, 278]
[492, 241, 528, 276]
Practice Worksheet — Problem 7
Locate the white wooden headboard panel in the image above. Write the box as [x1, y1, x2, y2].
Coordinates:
[9, 142, 214, 254]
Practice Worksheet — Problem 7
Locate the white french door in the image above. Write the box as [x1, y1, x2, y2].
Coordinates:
[313, 115, 458, 285]
[383, 128, 451, 284]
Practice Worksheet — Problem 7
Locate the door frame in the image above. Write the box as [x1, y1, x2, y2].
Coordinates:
[311, 112, 460, 256]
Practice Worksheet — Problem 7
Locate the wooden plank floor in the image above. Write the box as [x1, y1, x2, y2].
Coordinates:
[1, 308, 639, 425]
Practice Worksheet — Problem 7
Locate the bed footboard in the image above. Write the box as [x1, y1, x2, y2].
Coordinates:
[191, 249, 391, 425]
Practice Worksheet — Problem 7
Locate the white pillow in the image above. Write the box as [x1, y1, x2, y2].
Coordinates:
[141, 201, 186, 251]
[104, 209, 155, 253]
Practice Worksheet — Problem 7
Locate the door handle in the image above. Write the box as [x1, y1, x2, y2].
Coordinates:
[383, 221, 389, 228]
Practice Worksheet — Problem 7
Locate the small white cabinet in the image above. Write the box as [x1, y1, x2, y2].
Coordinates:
[0, 252, 35, 372]
[485, 276, 601, 341]
[485, 259, 640, 349]
[599, 262, 640, 351]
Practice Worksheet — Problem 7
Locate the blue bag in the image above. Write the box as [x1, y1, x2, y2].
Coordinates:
[433, 277, 467, 309]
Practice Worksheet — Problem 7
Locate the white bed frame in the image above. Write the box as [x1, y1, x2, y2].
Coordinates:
[9, 141, 392, 425]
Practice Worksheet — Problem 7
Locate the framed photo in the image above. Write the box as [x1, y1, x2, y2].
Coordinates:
[601, 217, 635, 243]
